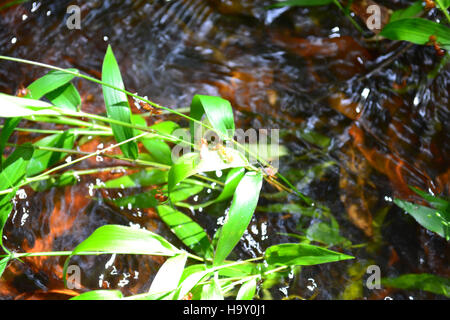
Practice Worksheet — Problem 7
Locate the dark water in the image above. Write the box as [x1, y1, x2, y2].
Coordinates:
[0, 0, 449, 299]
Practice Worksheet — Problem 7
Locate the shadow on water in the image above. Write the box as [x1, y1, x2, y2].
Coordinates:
[0, 0, 448, 299]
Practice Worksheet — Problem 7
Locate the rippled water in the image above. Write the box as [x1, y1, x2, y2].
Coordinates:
[0, 0, 448, 300]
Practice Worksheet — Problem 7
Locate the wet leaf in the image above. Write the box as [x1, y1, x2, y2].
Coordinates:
[0, 93, 60, 117]
[27, 69, 77, 100]
[111, 190, 158, 209]
[214, 171, 263, 265]
[71, 290, 123, 300]
[102, 45, 138, 159]
[264, 243, 354, 267]
[45, 83, 81, 111]
[201, 274, 224, 300]
[27, 131, 76, 176]
[164, 182, 203, 203]
[306, 222, 352, 248]
[0, 117, 21, 170]
[190, 95, 235, 141]
[0, 143, 34, 191]
[158, 205, 213, 258]
[236, 278, 257, 300]
[175, 269, 210, 300]
[63, 225, 179, 283]
[0, 256, 10, 279]
[389, 1, 423, 22]
[141, 138, 173, 165]
[394, 198, 449, 240]
[381, 18, 450, 50]
[149, 253, 188, 299]
[99, 168, 168, 189]
[382, 274, 450, 298]
[168, 150, 247, 194]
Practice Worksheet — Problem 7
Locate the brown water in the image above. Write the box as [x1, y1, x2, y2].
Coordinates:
[0, 0, 449, 300]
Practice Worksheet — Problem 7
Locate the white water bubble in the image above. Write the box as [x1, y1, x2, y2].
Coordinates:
[11, 37, 17, 44]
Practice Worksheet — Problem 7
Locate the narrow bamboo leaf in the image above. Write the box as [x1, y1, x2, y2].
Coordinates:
[141, 138, 173, 165]
[0, 256, 10, 279]
[163, 182, 203, 203]
[63, 225, 179, 283]
[382, 274, 450, 298]
[27, 69, 77, 100]
[0, 193, 14, 253]
[216, 261, 260, 278]
[194, 167, 245, 209]
[214, 171, 263, 266]
[102, 45, 138, 159]
[381, 18, 450, 50]
[267, 0, 333, 8]
[158, 205, 213, 258]
[389, 1, 423, 22]
[0, 93, 60, 117]
[190, 95, 235, 142]
[168, 150, 248, 193]
[306, 222, 352, 248]
[236, 278, 257, 300]
[264, 243, 354, 267]
[27, 132, 76, 176]
[149, 253, 188, 299]
[215, 167, 245, 203]
[71, 290, 123, 300]
[409, 186, 450, 214]
[46, 83, 81, 111]
[394, 198, 449, 239]
[0, 117, 21, 170]
[99, 168, 168, 189]
[30, 170, 78, 192]
[111, 190, 158, 209]
[69, 225, 178, 256]
[175, 269, 210, 300]
[201, 274, 224, 300]
[0, 143, 34, 191]
[150, 121, 179, 135]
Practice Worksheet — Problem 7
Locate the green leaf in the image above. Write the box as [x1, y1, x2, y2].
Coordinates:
[46, 83, 81, 111]
[110, 190, 158, 209]
[27, 132, 76, 176]
[236, 278, 257, 300]
[102, 45, 138, 159]
[381, 18, 450, 50]
[165, 182, 203, 203]
[150, 121, 180, 135]
[214, 167, 245, 203]
[267, 0, 333, 9]
[0, 117, 21, 170]
[168, 150, 248, 194]
[214, 171, 263, 265]
[0, 256, 10, 279]
[306, 222, 352, 248]
[99, 168, 168, 189]
[70, 290, 124, 300]
[0, 143, 34, 191]
[389, 1, 423, 22]
[201, 274, 224, 300]
[27, 69, 77, 100]
[158, 205, 213, 258]
[141, 138, 173, 165]
[216, 261, 260, 278]
[175, 269, 210, 300]
[394, 198, 449, 239]
[0, 93, 60, 117]
[63, 225, 179, 283]
[264, 243, 354, 267]
[409, 186, 450, 214]
[382, 274, 450, 297]
[149, 253, 188, 299]
[190, 95, 235, 142]
[30, 170, 78, 192]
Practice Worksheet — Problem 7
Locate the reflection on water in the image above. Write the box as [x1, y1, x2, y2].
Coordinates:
[0, 0, 448, 299]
